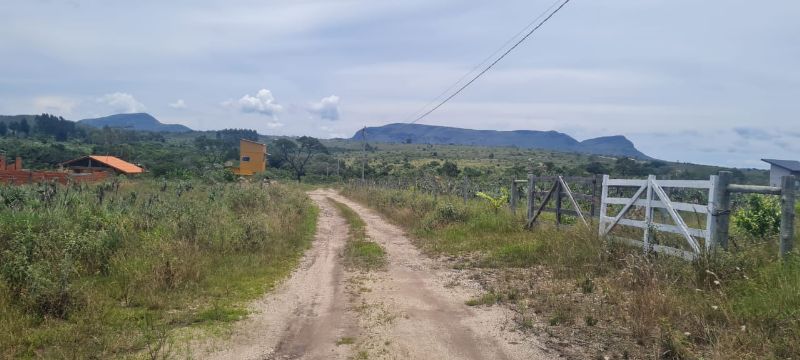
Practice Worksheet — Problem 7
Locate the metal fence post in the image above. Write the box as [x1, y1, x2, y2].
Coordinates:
[780, 175, 796, 257]
[710, 171, 732, 250]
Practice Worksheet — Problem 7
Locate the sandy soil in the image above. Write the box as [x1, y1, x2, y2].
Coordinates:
[197, 189, 556, 360]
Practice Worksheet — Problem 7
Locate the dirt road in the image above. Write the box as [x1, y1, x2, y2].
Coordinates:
[199, 189, 552, 359]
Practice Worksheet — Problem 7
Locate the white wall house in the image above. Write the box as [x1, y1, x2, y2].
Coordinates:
[762, 159, 800, 187]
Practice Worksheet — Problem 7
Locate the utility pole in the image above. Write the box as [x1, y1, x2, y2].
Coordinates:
[336, 158, 340, 177]
[361, 126, 367, 183]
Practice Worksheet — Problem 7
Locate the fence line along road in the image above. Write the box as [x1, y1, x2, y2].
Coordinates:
[510, 175, 599, 228]
[513, 171, 797, 261]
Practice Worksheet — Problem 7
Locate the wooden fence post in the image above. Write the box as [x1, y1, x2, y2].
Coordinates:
[462, 176, 469, 205]
[590, 175, 598, 218]
[780, 175, 796, 257]
[527, 174, 535, 223]
[555, 180, 563, 226]
[510, 179, 518, 213]
[710, 171, 732, 251]
[643, 175, 655, 254]
[599, 175, 609, 236]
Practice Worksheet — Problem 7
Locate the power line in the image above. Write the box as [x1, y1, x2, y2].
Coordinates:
[409, 0, 572, 125]
[361, 126, 367, 182]
[403, 0, 564, 123]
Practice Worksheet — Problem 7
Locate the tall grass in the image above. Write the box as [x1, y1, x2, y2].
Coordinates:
[0, 179, 317, 358]
[341, 185, 800, 359]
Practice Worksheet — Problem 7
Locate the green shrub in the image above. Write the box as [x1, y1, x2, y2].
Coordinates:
[733, 194, 781, 238]
[423, 202, 468, 230]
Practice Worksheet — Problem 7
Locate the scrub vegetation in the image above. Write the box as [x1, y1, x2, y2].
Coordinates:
[0, 179, 317, 358]
[341, 185, 800, 359]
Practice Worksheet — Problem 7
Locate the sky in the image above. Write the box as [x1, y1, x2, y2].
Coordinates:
[1, 0, 799, 168]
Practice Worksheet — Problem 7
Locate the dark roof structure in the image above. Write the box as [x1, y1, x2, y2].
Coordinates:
[762, 158, 800, 172]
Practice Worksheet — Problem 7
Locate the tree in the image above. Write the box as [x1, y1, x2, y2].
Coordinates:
[18, 119, 30, 135]
[193, 135, 229, 164]
[0, 122, 6, 136]
[272, 136, 328, 182]
[216, 128, 258, 146]
[614, 157, 645, 176]
[585, 161, 609, 175]
[34, 114, 79, 141]
[438, 161, 460, 177]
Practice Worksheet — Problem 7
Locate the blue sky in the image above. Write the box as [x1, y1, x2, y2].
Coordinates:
[1, 0, 798, 168]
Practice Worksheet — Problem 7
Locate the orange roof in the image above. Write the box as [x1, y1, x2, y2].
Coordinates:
[88, 156, 143, 174]
[61, 155, 144, 174]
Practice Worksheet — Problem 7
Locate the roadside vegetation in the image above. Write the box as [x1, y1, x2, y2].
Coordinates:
[341, 185, 800, 359]
[0, 179, 317, 358]
[329, 198, 387, 271]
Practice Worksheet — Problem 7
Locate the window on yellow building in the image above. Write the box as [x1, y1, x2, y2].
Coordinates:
[242, 156, 250, 162]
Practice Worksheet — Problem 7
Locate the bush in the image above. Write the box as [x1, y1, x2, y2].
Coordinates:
[423, 202, 468, 229]
[733, 194, 781, 238]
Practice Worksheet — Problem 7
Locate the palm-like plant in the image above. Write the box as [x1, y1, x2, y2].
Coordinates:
[476, 188, 509, 213]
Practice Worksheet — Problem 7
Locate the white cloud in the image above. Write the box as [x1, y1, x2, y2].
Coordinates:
[169, 99, 187, 109]
[224, 89, 283, 117]
[308, 95, 340, 121]
[97, 92, 146, 113]
[32, 96, 77, 115]
[266, 122, 284, 129]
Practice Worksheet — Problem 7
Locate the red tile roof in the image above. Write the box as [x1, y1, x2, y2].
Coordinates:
[62, 156, 144, 174]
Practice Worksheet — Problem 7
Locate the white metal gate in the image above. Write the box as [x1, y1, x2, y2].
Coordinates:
[599, 175, 715, 260]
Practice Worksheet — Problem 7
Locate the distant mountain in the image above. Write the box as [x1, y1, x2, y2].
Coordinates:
[79, 113, 192, 133]
[352, 123, 650, 159]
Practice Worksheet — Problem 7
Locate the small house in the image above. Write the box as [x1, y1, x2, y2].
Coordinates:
[761, 158, 800, 187]
[231, 139, 267, 176]
[61, 155, 144, 175]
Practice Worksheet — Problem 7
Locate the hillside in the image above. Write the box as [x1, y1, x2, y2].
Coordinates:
[79, 113, 192, 133]
[351, 123, 650, 159]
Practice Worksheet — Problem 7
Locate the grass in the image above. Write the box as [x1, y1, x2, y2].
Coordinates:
[341, 184, 800, 359]
[336, 336, 356, 346]
[329, 198, 387, 271]
[0, 179, 318, 358]
[465, 292, 502, 306]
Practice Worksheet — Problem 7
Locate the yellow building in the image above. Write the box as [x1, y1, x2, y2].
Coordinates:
[232, 139, 267, 176]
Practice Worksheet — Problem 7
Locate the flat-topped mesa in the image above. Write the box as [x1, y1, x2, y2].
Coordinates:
[352, 123, 650, 159]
